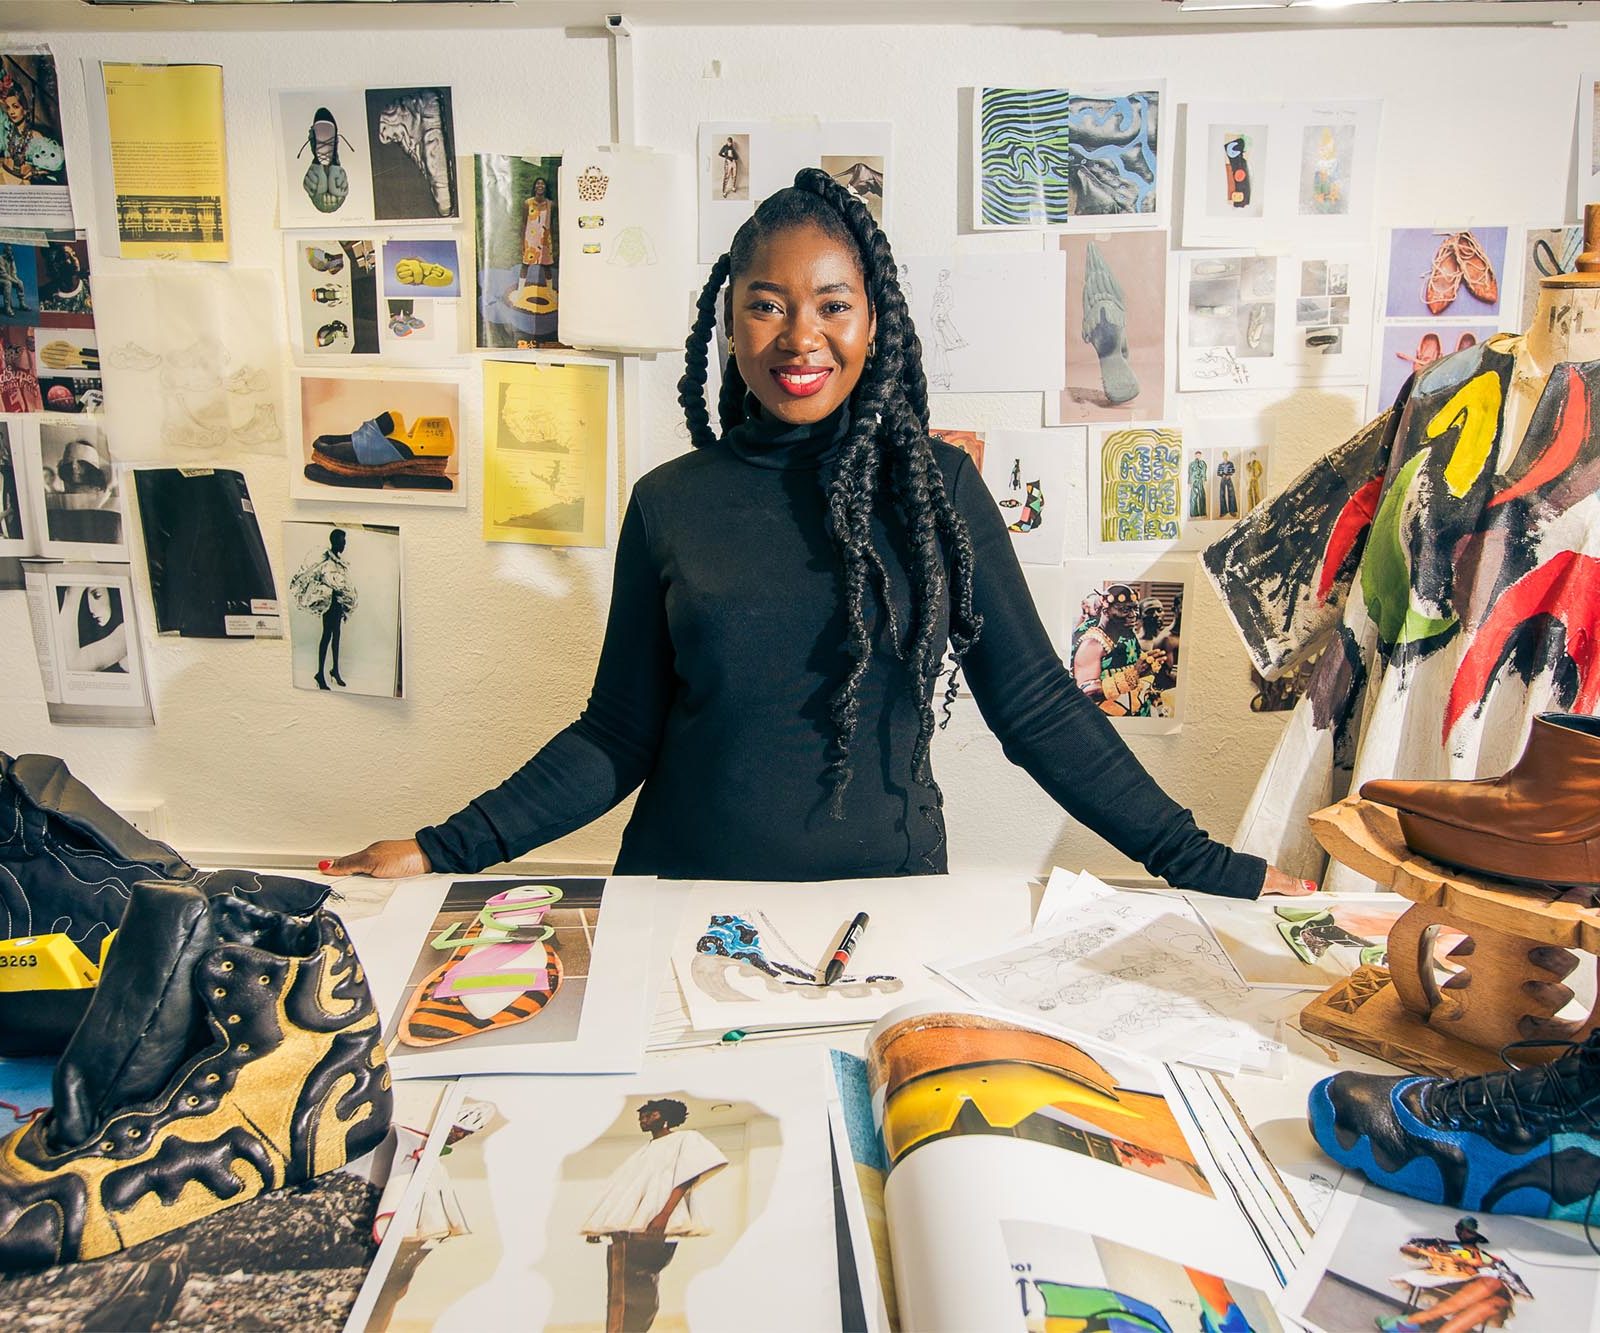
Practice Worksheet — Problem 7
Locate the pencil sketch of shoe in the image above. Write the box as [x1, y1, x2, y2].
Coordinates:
[1082, 242, 1139, 406]
[298, 106, 352, 214]
[607, 226, 657, 267]
[224, 366, 269, 395]
[233, 404, 281, 447]
[108, 342, 161, 372]
[375, 91, 454, 217]
[162, 340, 226, 393]
[162, 400, 227, 451]
[1007, 481, 1044, 535]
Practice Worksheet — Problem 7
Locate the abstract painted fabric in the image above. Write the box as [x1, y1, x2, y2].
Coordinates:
[1203, 335, 1600, 887]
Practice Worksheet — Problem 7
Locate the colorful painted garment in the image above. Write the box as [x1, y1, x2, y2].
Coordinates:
[1203, 336, 1600, 888]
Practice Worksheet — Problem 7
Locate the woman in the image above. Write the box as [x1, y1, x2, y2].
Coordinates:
[58, 585, 127, 674]
[330, 170, 1307, 898]
[290, 527, 357, 691]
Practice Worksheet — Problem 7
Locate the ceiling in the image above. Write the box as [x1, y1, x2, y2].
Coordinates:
[3, 0, 1599, 33]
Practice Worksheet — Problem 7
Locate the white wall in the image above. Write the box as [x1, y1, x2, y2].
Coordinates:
[2, 18, 1596, 876]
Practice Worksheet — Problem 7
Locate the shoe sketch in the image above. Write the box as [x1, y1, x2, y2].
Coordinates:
[108, 342, 161, 372]
[233, 404, 281, 447]
[607, 226, 658, 267]
[224, 366, 268, 395]
[162, 410, 227, 452]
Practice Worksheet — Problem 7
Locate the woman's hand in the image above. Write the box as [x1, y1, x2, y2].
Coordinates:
[320, 838, 432, 879]
[1260, 865, 1316, 897]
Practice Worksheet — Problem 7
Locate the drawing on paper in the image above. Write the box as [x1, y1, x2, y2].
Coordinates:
[389, 879, 603, 1055]
[1097, 425, 1181, 544]
[1300, 123, 1354, 216]
[1004, 1220, 1285, 1333]
[1069, 577, 1183, 721]
[688, 912, 902, 1004]
[979, 86, 1159, 227]
[926, 268, 967, 390]
[870, 1010, 1213, 1194]
[1211, 124, 1264, 219]
[713, 132, 748, 201]
[821, 153, 884, 223]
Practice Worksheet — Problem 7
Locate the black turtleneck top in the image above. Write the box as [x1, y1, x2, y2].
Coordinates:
[416, 403, 1266, 898]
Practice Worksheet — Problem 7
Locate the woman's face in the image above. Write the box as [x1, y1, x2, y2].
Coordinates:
[85, 586, 111, 626]
[729, 223, 875, 427]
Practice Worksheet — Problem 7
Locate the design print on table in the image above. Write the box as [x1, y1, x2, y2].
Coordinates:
[690, 912, 902, 1003]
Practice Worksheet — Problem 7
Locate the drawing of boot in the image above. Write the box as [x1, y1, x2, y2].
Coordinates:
[0, 878, 391, 1272]
[1081, 242, 1139, 406]
[232, 404, 281, 447]
[223, 366, 268, 395]
[162, 398, 227, 451]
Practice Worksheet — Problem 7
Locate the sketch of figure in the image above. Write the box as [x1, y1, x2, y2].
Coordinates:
[581, 1099, 729, 1333]
[1245, 454, 1264, 511]
[927, 269, 967, 391]
[1216, 451, 1238, 518]
[1188, 451, 1208, 518]
[718, 136, 742, 199]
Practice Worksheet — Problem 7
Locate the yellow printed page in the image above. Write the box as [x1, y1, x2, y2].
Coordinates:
[102, 62, 229, 262]
[482, 359, 610, 547]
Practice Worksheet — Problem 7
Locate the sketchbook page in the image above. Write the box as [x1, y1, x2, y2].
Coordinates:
[1280, 1176, 1600, 1333]
[929, 875, 1271, 1072]
[93, 267, 286, 462]
[382, 875, 656, 1078]
[671, 872, 1032, 1034]
[898, 252, 1065, 393]
[348, 1047, 843, 1333]
[558, 145, 693, 353]
[864, 1004, 1281, 1332]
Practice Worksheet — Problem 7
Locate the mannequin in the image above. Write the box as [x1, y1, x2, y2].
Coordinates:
[1504, 204, 1600, 455]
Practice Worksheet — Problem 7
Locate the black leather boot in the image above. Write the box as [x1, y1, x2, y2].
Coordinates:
[0, 877, 392, 1272]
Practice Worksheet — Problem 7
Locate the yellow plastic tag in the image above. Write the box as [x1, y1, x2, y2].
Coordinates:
[0, 933, 102, 992]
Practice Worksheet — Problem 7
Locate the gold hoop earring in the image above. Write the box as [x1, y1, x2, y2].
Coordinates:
[867, 339, 877, 360]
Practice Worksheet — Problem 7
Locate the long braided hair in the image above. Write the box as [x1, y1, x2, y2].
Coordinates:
[677, 168, 983, 836]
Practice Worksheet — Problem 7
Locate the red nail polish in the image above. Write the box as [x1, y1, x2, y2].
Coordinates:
[318, 859, 333, 872]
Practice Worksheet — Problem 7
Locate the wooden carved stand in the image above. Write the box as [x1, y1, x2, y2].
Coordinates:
[1299, 796, 1600, 1077]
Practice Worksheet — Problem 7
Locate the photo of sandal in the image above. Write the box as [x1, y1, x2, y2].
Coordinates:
[1450, 229, 1499, 306]
[308, 410, 455, 487]
[1422, 234, 1463, 315]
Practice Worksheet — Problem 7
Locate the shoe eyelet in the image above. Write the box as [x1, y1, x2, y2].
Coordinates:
[127, 1128, 142, 1140]
[238, 1042, 250, 1053]
[219, 961, 234, 973]
[99, 1140, 114, 1153]
[258, 975, 271, 985]
[185, 1095, 200, 1107]
[227, 1014, 240, 1025]
[213, 987, 227, 998]
[205, 1073, 220, 1084]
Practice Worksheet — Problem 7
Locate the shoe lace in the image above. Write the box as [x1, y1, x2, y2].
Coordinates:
[1426, 1035, 1600, 1255]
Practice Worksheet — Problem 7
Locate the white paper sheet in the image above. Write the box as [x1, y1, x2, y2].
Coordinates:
[978, 427, 1081, 566]
[697, 120, 892, 262]
[92, 267, 287, 461]
[670, 873, 1032, 1035]
[1181, 100, 1381, 247]
[344, 1048, 843, 1333]
[1177, 248, 1373, 392]
[931, 871, 1268, 1070]
[21, 557, 154, 726]
[898, 252, 1066, 393]
[558, 145, 694, 353]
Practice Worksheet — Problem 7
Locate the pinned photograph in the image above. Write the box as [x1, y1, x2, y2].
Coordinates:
[1088, 421, 1183, 554]
[821, 153, 884, 223]
[365, 86, 457, 221]
[0, 417, 25, 553]
[272, 89, 375, 228]
[283, 519, 402, 698]
[474, 153, 563, 350]
[1207, 123, 1266, 220]
[21, 560, 153, 726]
[293, 370, 464, 508]
[712, 132, 749, 201]
[1384, 226, 1508, 321]
[1053, 230, 1167, 424]
[1521, 224, 1581, 327]
[1375, 321, 1497, 414]
[1300, 121, 1355, 216]
[929, 427, 986, 470]
[0, 52, 74, 229]
[37, 415, 125, 560]
[289, 237, 380, 356]
[1063, 560, 1192, 731]
[1179, 419, 1271, 549]
[1, 324, 40, 411]
[381, 237, 460, 299]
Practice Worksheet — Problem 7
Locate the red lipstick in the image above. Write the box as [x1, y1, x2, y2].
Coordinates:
[770, 365, 834, 398]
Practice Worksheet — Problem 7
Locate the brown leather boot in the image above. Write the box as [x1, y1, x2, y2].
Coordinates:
[1360, 713, 1600, 885]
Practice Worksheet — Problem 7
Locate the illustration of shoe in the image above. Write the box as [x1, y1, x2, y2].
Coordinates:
[694, 913, 817, 982]
[224, 366, 268, 395]
[162, 341, 225, 393]
[399, 885, 564, 1047]
[1423, 234, 1464, 315]
[310, 285, 347, 307]
[108, 342, 160, 372]
[298, 107, 351, 215]
[162, 401, 227, 451]
[1451, 230, 1499, 306]
[315, 320, 349, 348]
[1308, 1032, 1600, 1223]
[308, 410, 455, 487]
[232, 404, 281, 447]
[1007, 481, 1044, 535]
[305, 247, 345, 275]
[1081, 242, 1138, 406]
[0, 878, 391, 1271]
[392, 258, 454, 287]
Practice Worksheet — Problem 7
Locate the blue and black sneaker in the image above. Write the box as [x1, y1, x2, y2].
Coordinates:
[1308, 1033, 1600, 1225]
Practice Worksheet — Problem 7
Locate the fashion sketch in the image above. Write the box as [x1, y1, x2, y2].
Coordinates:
[927, 269, 967, 391]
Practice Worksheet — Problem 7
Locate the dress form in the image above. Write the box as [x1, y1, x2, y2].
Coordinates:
[1504, 203, 1600, 458]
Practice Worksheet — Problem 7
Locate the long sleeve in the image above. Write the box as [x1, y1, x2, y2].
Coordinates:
[948, 452, 1266, 898]
[416, 494, 675, 872]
